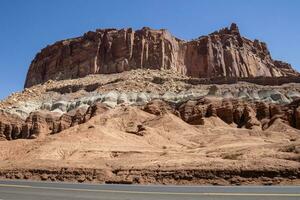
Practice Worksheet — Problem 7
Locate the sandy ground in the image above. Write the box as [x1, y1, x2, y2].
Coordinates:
[0, 106, 299, 185]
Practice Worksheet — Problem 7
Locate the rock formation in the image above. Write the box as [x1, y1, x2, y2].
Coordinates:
[0, 103, 110, 140]
[2, 23, 300, 186]
[6, 95, 300, 141]
[24, 23, 298, 88]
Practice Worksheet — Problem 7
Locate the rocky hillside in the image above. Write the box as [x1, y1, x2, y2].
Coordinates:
[1, 24, 300, 185]
[24, 23, 298, 88]
[1, 90, 300, 185]
[2, 69, 300, 140]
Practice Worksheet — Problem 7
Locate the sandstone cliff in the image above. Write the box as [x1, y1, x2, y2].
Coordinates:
[24, 23, 298, 88]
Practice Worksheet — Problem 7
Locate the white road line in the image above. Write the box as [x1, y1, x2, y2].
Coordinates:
[0, 184, 300, 197]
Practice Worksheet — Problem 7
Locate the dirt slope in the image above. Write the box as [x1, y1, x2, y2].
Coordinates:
[1, 106, 299, 185]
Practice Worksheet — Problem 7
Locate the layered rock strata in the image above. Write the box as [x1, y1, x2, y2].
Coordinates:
[25, 23, 298, 88]
[2, 97, 300, 140]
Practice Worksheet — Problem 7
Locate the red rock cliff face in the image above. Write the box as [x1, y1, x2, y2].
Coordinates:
[24, 23, 298, 88]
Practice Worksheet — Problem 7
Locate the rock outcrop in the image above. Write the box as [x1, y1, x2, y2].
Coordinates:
[0, 111, 24, 140]
[3, 96, 300, 140]
[161, 97, 300, 131]
[24, 23, 298, 88]
[0, 103, 110, 140]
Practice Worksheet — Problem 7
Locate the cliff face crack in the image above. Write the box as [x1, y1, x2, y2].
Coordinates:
[93, 36, 102, 74]
[24, 23, 298, 88]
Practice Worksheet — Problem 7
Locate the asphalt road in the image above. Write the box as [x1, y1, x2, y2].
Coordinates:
[0, 180, 300, 200]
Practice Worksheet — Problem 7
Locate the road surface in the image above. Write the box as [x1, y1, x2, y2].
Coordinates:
[0, 180, 300, 200]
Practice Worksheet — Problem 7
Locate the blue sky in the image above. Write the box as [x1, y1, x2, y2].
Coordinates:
[0, 0, 299, 99]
